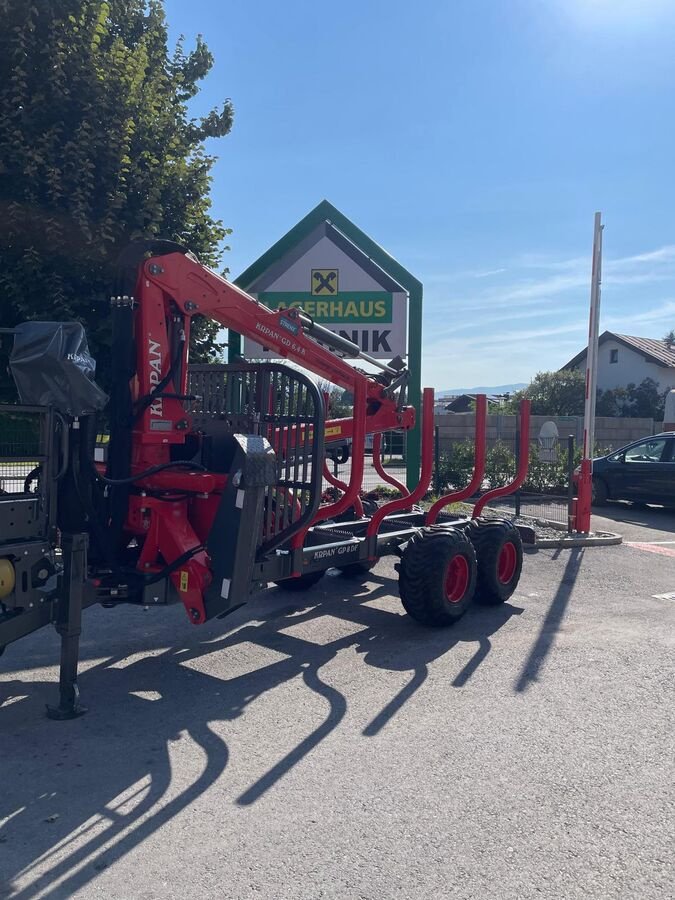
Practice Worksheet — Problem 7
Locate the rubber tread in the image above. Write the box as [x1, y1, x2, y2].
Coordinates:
[398, 526, 477, 626]
[466, 518, 523, 605]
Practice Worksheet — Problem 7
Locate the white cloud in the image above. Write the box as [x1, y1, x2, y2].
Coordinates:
[605, 299, 675, 330]
[421, 241, 675, 387]
[473, 267, 507, 278]
[429, 242, 675, 313]
[605, 245, 675, 268]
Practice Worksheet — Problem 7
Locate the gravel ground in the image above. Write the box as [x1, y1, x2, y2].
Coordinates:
[435, 502, 578, 543]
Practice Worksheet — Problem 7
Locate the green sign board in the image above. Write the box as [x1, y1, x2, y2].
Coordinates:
[233, 200, 423, 488]
[258, 292, 393, 324]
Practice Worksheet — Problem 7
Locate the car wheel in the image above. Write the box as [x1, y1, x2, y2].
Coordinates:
[591, 477, 608, 506]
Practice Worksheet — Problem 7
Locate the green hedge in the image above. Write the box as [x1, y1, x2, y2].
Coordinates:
[436, 439, 591, 494]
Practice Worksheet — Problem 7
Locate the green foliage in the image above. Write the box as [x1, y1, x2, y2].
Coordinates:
[523, 442, 578, 494]
[0, 0, 233, 397]
[508, 370, 667, 420]
[316, 380, 353, 418]
[484, 440, 515, 488]
[437, 439, 586, 495]
[436, 440, 475, 490]
[595, 384, 628, 417]
[365, 485, 400, 500]
[596, 378, 666, 420]
[502, 370, 586, 416]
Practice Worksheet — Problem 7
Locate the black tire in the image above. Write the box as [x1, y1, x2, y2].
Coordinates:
[273, 571, 324, 591]
[466, 518, 523, 605]
[361, 498, 379, 517]
[334, 498, 378, 522]
[337, 559, 376, 578]
[591, 477, 608, 506]
[398, 526, 477, 626]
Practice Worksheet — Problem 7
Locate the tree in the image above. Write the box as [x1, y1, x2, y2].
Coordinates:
[502, 369, 586, 416]
[596, 385, 629, 417]
[316, 379, 353, 418]
[630, 378, 665, 418]
[597, 378, 666, 420]
[663, 329, 675, 346]
[0, 0, 233, 397]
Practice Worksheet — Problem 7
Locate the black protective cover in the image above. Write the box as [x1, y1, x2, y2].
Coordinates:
[9, 322, 108, 416]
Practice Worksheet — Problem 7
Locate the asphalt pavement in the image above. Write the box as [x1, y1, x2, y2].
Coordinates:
[1, 508, 674, 899]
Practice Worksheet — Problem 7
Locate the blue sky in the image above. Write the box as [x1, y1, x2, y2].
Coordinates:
[164, 0, 675, 389]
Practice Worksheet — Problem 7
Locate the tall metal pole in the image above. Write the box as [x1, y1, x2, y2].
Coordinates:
[575, 212, 603, 533]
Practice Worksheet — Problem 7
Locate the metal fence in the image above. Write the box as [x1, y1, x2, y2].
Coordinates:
[431, 429, 577, 528]
[0, 408, 48, 495]
[323, 428, 577, 526]
[324, 431, 408, 497]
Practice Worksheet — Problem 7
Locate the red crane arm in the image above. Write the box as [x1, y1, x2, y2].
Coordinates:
[132, 251, 414, 450]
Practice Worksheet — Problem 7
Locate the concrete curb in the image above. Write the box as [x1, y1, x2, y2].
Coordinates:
[532, 532, 623, 549]
[452, 505, 624, 549]
[507, 515, 624, 549]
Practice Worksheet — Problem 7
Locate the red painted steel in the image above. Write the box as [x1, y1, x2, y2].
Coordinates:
[322, 459, 365, 518]
[366, 388, 435, 538]
[121, 252, 421, 615]
[472, 399, 531, 518]
[575, 458, 593, 533]
[291, 380, 367, 556]
[497, 542, 518, 584]
[444, 556, 470, 603]
[426, 394, 487, 524]
[371, 433, 410, 497]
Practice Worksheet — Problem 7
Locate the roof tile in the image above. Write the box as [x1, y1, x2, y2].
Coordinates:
[612, 333, 675, 367]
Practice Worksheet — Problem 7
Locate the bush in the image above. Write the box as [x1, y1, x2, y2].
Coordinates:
[484, 440, 515, 488]
[435, 439, 597, 496]
[364, 485, 400, 500]
[436, 439, 516, 492]
[436, 440, 475, 491]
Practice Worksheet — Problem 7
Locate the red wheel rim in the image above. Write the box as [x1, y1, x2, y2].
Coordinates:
[497, 541, 517, 584]
[444, 555, 470, 603]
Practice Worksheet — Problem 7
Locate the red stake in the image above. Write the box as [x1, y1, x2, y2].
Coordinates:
[426, 394, 487, 524]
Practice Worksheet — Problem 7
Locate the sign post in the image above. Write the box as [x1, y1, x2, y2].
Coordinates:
[230, 201, 423, 488]
[576, 212, 603, 533]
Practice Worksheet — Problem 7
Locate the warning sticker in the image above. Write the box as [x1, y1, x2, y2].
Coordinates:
[179, 571, 189, 592]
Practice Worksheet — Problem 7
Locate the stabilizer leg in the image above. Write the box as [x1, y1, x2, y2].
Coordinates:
[46, 533, 88, 720]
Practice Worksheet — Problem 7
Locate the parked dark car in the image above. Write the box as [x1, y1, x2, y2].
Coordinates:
[584, 432, 675, 506]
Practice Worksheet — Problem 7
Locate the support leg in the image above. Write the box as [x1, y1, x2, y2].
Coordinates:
[46, 533, 88, 720]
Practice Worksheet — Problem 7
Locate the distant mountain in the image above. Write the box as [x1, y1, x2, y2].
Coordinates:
[438, 383, 527, 397]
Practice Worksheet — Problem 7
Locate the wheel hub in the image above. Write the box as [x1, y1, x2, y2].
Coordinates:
[444, 555, 469, 603]
[497, 541, 517, 584]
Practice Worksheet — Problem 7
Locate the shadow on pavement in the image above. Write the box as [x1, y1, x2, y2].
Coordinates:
[0, 575, 522, 899]
[591, 502, 675, 533]
[514, 547, 584, 693]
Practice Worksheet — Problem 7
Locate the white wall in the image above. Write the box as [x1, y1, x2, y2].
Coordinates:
[572, 340, 675, 393]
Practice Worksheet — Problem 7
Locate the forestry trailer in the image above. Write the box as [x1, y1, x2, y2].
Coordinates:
[0, 240, 530, 717]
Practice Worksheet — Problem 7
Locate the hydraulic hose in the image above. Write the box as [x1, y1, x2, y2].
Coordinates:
[93, 459, 207, 486]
